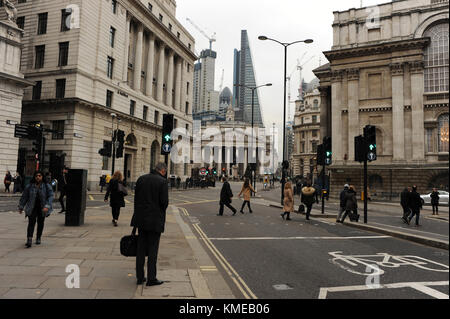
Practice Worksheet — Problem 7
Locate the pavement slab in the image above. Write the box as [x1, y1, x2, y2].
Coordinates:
[40, 288, 99, 299]
[0, 275, 47, 289]
[1, 288, 48, 299]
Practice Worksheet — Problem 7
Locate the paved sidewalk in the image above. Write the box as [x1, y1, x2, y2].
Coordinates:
[0, 204, 235, 299]
[259, 198, 449, 250]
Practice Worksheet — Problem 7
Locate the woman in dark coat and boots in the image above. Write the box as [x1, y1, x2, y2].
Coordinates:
[218, 176, 237, 216]
[301, 182, 318, 221]
[18, 171, 54, 248]
[104, 171, 126, 227]
[430, 188, 440, 216]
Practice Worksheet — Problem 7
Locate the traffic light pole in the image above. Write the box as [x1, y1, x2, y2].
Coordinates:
[364, 159, 368, 224]
[111, 129, 117, 176]
[321, 163, 325, 215]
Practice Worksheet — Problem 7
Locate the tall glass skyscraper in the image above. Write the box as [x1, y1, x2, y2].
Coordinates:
[233, 30, 264, 126]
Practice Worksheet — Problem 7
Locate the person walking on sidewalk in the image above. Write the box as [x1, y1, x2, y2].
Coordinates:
[301, 182, 318, 221]
[238, 178, 256, 214]
[13, 171, 23, 194]
[218, 176, 237, 216]
[401, 187, 412, 223]
[131, 162, 168, 286]
[407, 185, 423, 226]
[58, 167, 68, 214]
[4, 171, 12, 193]
[99, 175, 106, 193]
[336, 184, 350, 223]
[104, 171, 126, 227]
[281, 181, 294, 221]
[341, 185, 358, 223]
[431, 188, 440, 216]
[18, 171, 54, 248]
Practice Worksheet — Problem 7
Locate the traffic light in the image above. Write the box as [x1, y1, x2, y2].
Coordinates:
[116, 130, 125, 158]
[316, 144, 325, 166]
[282, 160, 289, 170]
[98, 141, 112, 157]
[364, 125, 377, 162]
[324, 137, 332, 166]
[354, 135, 367, 163]
[161, 114, 174, 155]
[213, 168, 217, 175]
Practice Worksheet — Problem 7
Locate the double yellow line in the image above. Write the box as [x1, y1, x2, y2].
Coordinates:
[179, 207, 257, 299]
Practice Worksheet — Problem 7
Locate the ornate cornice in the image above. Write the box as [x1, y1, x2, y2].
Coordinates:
[331, 71, 344, 82]
[347, 68, 360, 81]
[390, 63, 405, 76]
[324, 38, 430, 61]
[409, 61, 425, 74]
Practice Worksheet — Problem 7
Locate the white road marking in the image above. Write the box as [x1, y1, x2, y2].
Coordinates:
[319, 281, 449, 299]
[371, 222, 449, 239]
[208, 236, 390, 241]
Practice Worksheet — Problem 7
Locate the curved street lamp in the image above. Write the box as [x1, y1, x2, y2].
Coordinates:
[259, 35, 313, 204]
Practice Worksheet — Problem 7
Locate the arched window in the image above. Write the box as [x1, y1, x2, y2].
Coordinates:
[438, 113, 449, 152]
[424, 23, 449, 93]
[313, 99, 319, 110]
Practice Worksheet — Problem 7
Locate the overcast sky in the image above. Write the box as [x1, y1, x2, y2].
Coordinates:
[176, 0, 388, 155]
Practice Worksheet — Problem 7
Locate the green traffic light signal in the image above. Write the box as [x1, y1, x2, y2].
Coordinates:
[164, 134, 171, 142]
[369, 144, 376, 151]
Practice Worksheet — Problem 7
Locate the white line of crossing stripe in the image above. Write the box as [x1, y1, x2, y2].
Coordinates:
[208, 235, 391, 241]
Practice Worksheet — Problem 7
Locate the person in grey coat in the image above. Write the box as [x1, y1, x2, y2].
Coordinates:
[18, 171, 54, 248]
[131, 163, 168, 286]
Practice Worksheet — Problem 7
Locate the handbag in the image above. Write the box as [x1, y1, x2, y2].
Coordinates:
[118, 182, 128, 196]
[120, 227, 138, 257]
[297, 204, 305, 214]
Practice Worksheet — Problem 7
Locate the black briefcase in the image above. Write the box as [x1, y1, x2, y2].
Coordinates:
[120, 227, 138, 257]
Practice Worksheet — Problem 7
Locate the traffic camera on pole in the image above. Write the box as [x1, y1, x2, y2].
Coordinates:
[161, 114, 174, 155]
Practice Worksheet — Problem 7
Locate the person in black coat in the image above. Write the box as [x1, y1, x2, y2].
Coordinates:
[336, 184, 349, 223]
[407, 185, 422, 226]
[218, 176, 237, 216]
[104, 171, 126, 227]
[401, 187, 412, 223]
[131, 163, 168, 286]
[341, 186, 358, 223]
[430, 188, 440, 216]
[301, 182, 318, 221]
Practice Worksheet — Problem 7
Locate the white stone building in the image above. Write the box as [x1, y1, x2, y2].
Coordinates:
[2, 0, 197, 189]
[0, 18, 34, 180]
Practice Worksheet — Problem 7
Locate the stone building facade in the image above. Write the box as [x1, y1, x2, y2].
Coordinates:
[292, 89, 321, 179]
[314, 0, 449, 199]
[2, 0, 197, 189]
[0, 19, 34, 180]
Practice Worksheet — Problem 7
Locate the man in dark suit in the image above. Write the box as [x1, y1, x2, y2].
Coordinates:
[131, 162, 168, 286]
[407, 185, 423, 227]
[218, 176, 237, 216]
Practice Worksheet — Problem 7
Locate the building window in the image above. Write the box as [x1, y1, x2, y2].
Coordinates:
[52, 120, 65, 140]
[168, 23, 172, 31]
[301, 117, 304, 125]
[312, 130, 318, 138]
[177, 32, 180, 39]
[32, 81, 42, 100]
[106, 90, 113, 108]
[426, 128, 434, 153]
[56, 79, 66, 98]
[424, 23, 449, 93]
[188, 43, 191, 50]
[148, 3, 152, 11]
[130, 100, 135, 116]
[301, 142, 305, 153]
[143, 105, 148, 121]
[312, 141, 318, 153]
[61, 8, 72, 32]
[58, 42, 69, 66]
[159, 14, 163, 22]
[185, 124, 189, 132]
[112, 0, 117, 14]
[438, 113, 449, 152]
[154, 110, 159, 124]
[107, 56, 114, 79]
[37, 13, 48, 35]
[109, 27, 116, 48]
[35, 45, 45, 69]
[313, 99, 319, 110]
[17, 16, 25, 30]
[301, 132, 305, 139]
[312, 115, 317, 124]
[186, 82, 190, 94]
[185, 102, 189, 114]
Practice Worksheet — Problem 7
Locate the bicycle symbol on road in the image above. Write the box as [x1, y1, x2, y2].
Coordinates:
[329, 251, 449, 276]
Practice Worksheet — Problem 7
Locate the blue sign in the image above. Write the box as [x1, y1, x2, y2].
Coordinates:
[368, 152, 377, 161]
[162, 143, 172, 153]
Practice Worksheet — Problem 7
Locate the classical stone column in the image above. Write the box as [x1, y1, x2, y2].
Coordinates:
[180, 61, 186, 114]
[166, 51, 175, 107]
[410, 61, 425, 160]
[133, 23, 144, 91]
[122, 14, 131, 82]
[347, 69, 359, 162]
[145, 34, 155, 97]
[390, 63, 405, 160]
[175, 58, 182, 111]
[156, 43, 166, 103]
[331, 71, 343, 164]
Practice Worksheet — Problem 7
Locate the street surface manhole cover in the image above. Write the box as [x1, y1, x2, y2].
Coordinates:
[273, 284, 294, 291]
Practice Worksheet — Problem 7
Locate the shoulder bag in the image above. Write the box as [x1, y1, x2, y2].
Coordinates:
[118, 182, 128, 196]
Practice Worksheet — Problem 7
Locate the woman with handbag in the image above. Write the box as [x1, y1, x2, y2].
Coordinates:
[281, 181, 294, 221]
[104, 171, 127, 227]
[238, 178, 256, 214]
[301, 182, 318, 221]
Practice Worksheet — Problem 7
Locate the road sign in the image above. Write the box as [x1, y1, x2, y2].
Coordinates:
[14, 124, 30, 138]
[162, 143, 172, 153]
[200, 168, 206, 176]
[368, 152, 377, 161]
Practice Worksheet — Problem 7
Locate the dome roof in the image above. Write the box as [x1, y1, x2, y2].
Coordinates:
[220, 87, 232, 99]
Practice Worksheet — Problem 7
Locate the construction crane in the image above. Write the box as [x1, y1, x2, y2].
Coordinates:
[186, 18, 216, 51]
[219, 69, 225, 92]
[297, 55, 315, 100]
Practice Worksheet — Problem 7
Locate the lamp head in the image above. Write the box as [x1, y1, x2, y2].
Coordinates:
[258, 35, 268, 40]
[304, 39, 314, 44]
[266, 83, 273, 87]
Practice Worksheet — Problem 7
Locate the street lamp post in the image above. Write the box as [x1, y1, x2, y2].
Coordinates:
[258, 36, 313, 205]
[234, 83, 272, 195]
